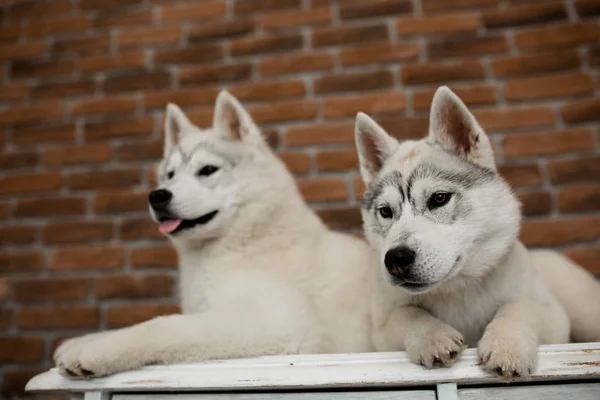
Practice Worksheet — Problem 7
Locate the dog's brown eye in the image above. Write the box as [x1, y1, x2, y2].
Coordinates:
[378, 206, 393, 219]
[428, 192, 452, 209]
[198, 165, 219, 176]
[167, 171, 174, 180]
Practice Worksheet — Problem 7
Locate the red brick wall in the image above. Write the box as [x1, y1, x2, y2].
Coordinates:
[1, 0, 600, 397]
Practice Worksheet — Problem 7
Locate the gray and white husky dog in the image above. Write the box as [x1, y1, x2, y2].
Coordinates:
[355, 86, 600, 381]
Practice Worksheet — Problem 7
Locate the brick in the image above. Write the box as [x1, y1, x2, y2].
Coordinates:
[298, 178, 348, 202]
[95, 274, 174, 299]
[427, 36, 509, 59]
[0, 309, 13, 330]
[12, 123, 75, 145]
[565, 246, 600, 274]
[262, 6, 331, 30]
[26, 15, 89, 37]
[397, 12, 480, 35]
[0, 278, 7, 301]
[413, 84, 496, 110]
[106, 303, 180, 328]
[0, 102, 62, 125]
[340, 42, 419, 66]
[316, 207, 362, 230]
[131, 246, 177, 268]
[314, 70, 393, 94]
[313, 24, 388, 47]
[378, 116, 429, 140]
[286, 122, 354, 146]
[316, 149, 358, 171]
[11, 0, 73, 18]
[15, 196, 86, 218]
[483, 2, 566, 28]
[562, 97, 600, 123]
[473, 106, 554, 132]
[145, 87, 218, 110]
[518, 190, 552, 216]
[32, 80, 95, 99]
[231, 33, 303, 56]
[558, 184, 600, 213]
[0, 203, 8, 220]
[0, 151, 38, 169]
[499, 165, 542, 187]
[68, 168, 142, 191]
[422, 0, 499, 14]
[80, 0, 142, 10]
[95, 190, 148, 214]
[18, 306, 98, 329]
[42, 143, 113, 166]
[260, 52, 334, 76]
[118, 140, 163, 161]
[120, 218, 163, 240]
[0, 24, 19, 42]
[575, 0, 600, 17]
[342, 0, 412, 19]
[280, 152, 311, 174]
[548, 155, 600, 184]
[402, 60, 484, 85]
[0, 336, 44, 363]
[11, 59, 74, 79]
[86, 116, 154, 140]
[247, 100, 317, 123]
[72, 95, 138, 116]
[491, 50, 580, 78]
[189, 18, 256, 41]
[118, 26, 181, 47]
[105, 71, 171, 93]
[0, 172, 61, 196]
[590, 46, 600, 67]
[323, 91, 406, 119]
[43, 221, 114, 244]
[95, 8, 153, 28]
[504, 72, 594, 102]
[503, 128, 595, 158]
[0, 225, 37, 245]
[51, 245, 125, 270]
[180, 63, 252, 85]
[0, 250, 43, 273]
[0, 83, 27, 102]
[235, 0, 300, 14]
[1, 367, 45, 397]
[515, 22, 599, 51]
[229, 81, 306, 101]
[0, 42, 45, 61]
[78, 51, 145, 72]
[54, 35, 110, 55]
[161, 1, 225, 21]
[521, 217, 600, 247]
[155, 44, 223, 65]
[14, 278, 88, 302]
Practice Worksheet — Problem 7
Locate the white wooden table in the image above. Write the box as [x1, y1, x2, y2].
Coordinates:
[26, 343, 600, 400]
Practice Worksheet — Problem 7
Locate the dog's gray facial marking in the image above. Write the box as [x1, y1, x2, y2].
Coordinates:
[362, 171, 404, 210]
[407, 163, 495, 192]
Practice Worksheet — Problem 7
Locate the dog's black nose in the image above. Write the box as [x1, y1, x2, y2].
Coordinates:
[384, 246, 416, 278]
[149, 189, 172, 211]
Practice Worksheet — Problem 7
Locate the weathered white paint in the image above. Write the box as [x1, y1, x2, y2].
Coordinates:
[458, 383, 600, 400]
[26, 343, 600, 394]
[436, 383, 459, 400]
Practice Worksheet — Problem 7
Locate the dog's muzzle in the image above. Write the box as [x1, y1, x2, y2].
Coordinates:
[149, 189, 172, 211]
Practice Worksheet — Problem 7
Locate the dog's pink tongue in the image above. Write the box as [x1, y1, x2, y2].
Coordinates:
[159, 219, 183, 233]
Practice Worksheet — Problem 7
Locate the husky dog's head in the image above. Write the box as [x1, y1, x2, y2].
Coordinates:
[149, 91, 288, 247]
[356, 87, 521, 294]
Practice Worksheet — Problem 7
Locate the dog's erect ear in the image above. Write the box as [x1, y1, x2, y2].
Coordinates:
[164, 103, 193, 157]
[428, 86, 495, 170]
[355, 112, 398, 184]
[213, 90, 263, 145]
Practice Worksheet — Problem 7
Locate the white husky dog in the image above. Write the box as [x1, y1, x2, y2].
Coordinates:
[355, 86, 600, 381]
[53, 91, 412, 378]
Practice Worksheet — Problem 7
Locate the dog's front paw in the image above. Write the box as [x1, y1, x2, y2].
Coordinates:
[406, 325, 467, 368]
[477, 329, 537, 382]
[54, 331, 138, 379]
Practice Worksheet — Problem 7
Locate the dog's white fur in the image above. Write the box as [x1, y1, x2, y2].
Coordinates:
[53, 91, 412, 378]
[355, 86, 600, 381]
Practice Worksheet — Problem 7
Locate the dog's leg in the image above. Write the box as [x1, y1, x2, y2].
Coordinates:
[375, 305, 467, 368]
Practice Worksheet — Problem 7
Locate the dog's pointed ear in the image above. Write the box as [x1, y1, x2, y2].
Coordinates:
[213, 90, 263, 145]
[428, 86, 495, 170]
[355, 112, 398, 184]
[164, 103, 192, 157]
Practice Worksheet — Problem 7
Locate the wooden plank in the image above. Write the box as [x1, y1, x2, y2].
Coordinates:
[437, 383, 458, 400]
[458, 383, 600, 400]
[114, 391, 436, 400]
[25, 343, 600, 393]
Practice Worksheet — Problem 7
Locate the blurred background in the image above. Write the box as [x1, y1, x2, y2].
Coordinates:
[1, 0, 599, 398]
